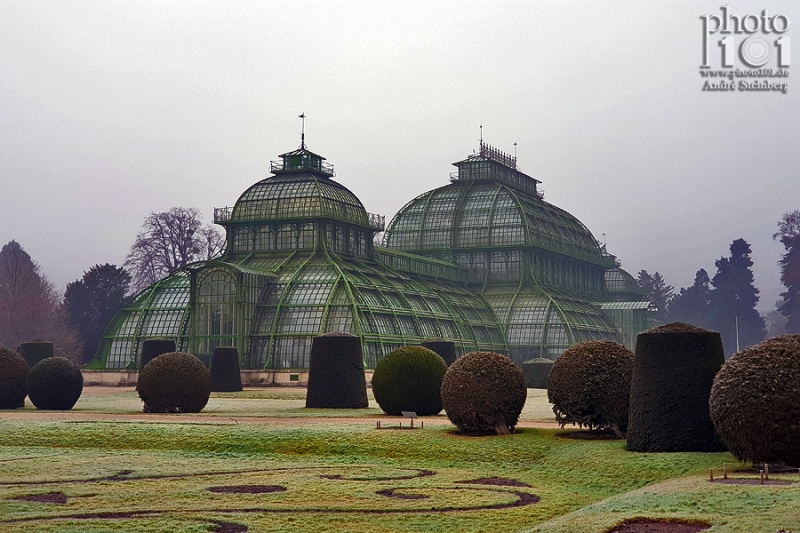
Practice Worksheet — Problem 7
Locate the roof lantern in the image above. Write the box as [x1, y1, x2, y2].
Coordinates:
[451, 141, 542, 199]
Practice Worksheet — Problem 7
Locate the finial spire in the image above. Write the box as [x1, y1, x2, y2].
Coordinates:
[479, 124, 483, 143]
[514, 142, 517, 160]
[299, 113, 306, 149]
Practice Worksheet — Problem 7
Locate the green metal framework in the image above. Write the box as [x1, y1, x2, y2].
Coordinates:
[382, 142, 631, 363]
[93, 140, 652, 370]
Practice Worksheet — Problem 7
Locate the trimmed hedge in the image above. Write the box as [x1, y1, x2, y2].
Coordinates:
[547, 341, 633, 437]
[18, 341, 54, 367]
[372, 346, 447, 416]
[710, 334, 800, 465]
[0, 348, 30, 409]
[305, 332, 368, 409]
[440, 351, 527, 435]
[522, 358, 554, 389]
[627, 322, 726, 452]
[420, 340, 457, 367]
[140, 338, 176, 369]
[210, 346, 243, 392]
[136, 352, 211, 413]
[26, 357, 83, 410]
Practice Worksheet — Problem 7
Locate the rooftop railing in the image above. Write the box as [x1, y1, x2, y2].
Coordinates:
[270, 159, 335, 176]
[214, 206, 233, 223]
[368, 212, 385, 231]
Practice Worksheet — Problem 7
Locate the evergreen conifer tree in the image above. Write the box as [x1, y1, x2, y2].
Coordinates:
[64, 264, 131, 363]
[669, 268, 712, 328]
[709, 239, 766, 356]
[637, 270, 673, 322]
[773, 211, 800, 333]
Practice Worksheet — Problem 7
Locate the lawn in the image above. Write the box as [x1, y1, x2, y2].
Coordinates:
[0, 388, 797, 533]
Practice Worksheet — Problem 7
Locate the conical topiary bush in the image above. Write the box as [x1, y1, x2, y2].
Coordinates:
[210, 346, 243, 392]
[18, 341, 54, 367]
[420, 339, 457, 367]
[305, 332, 368, 409]
[140, 338, 176, 370]
[627, 323, 726, 452]
[522, 358, 554, 389]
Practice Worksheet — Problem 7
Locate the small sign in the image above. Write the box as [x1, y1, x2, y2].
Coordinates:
[401, 411, 418, 419]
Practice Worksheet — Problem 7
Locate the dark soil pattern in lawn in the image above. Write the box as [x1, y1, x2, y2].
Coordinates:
[12, 491, 68, 504]
[457, 477, 532, 487]
[606, 518, 711, 533]
[208, 485, 287, 494]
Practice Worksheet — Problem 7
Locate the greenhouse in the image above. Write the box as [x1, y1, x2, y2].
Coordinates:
[92, 139, 652, 370]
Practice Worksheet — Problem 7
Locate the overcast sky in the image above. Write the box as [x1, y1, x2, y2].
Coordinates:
[1, 1, 797, 312]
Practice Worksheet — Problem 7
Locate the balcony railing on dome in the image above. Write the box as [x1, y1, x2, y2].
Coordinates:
[368, 212, 385, 232]
[270, 158, 335, 177]
[214, 206, 233, 223]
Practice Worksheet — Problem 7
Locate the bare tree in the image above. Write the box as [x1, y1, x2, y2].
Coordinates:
[0, 240, 82, 361]
[124, 207, 225, 292]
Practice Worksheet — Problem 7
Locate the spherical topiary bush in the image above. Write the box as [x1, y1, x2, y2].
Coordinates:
[522, 358, 554, 389]
[440, 351, 526, 435]
[26, 357, 83, 410]
[136, 352, 211, 413]
[710, 334, 800, 465]
[547, 341, 633, 437]
[0, 348, 30, 409]
[627, 322, 726, 453]
[372, 346, 448, 416]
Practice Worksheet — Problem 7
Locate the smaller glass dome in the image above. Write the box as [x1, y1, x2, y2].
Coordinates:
[604, 267, 646, 302]
[230, 173, 370, 227]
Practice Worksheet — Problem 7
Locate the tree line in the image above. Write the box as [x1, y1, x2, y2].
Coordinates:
[0, 208, 222, 363]
[636, 210, 800, 356]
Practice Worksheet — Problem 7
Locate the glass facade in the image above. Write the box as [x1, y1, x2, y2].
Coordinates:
[93, 143, 653, 370]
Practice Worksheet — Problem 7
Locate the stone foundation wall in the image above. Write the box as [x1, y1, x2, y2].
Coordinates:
[82, 370, 374, 387]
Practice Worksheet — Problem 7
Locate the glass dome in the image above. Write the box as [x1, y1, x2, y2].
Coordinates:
[605, 267, 646, 302]
[384, 182, 604, 266]
[231, 173, 370, 228]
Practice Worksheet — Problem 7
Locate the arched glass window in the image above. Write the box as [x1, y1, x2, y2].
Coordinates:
[195, 269, 237, 360]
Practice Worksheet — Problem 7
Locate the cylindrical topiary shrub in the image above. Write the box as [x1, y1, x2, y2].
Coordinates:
[440, 351, 527, 435]
[0, 348, 30, 409]
[18, 341, 54, 367]
[372, 346, 448, 416]
[522, 358, 554, 389]
[710, 334, 800, 466]
[210, 346, 243, 392]
[627, 322, 726, 452]
[547, 342, 633, 437]
[137, 352, 211, 413]
[140, 338, 177, 369]
[26, 357, 83, 410]
[421, 339, 457, 367]
[305, 332, 368, 409]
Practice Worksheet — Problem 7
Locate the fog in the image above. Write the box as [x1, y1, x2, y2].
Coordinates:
[1, 1, 797, 311]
